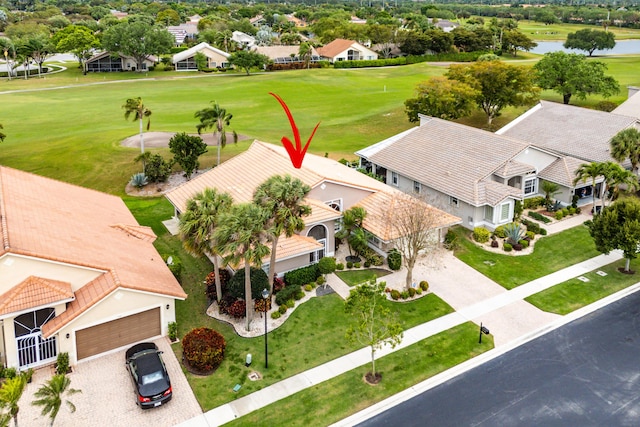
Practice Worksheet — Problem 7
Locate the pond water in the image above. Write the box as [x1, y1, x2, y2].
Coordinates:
[531, 39, 640, 55]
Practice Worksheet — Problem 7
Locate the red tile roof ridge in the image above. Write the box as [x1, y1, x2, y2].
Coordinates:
[110, 224, 157, 242]
[0, 276, 74, 316]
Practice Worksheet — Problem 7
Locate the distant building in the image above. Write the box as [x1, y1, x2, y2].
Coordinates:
[317, 39, 378, 62]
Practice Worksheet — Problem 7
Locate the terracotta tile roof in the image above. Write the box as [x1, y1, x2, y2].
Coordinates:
[0, 166, 187, 334]
[305, 198, 342, 223]
[364, 117, 530, 206]
[0, 276, 74, 316]
[538, 156, 587, 187]
[317, 39, 358, 58]
[498, 101, 638, 163]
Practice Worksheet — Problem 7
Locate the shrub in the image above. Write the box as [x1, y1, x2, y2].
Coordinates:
[347, 261, 353, 269]
[526, 231, 535, 240]
[415, 287, 422, 294]
[387, 249, 402, 270]
[503, 243, 513, 252]
[304, 284, 313, 291]
[519, 239, 529, 248]
[162, 254, 182, 280]
[528, 211, 552, 224]
[2, 367, 17, 379]
[493, 225, 507, 239]
[278, 305, 288, 314]
[473, 227, 491, 243]
[273, 276, 285, 293]
[228, 267, 269, 300]
[204, 269, 232, 300]
[217, 295, 237, 316]
[253, 297, 271, 313]
[491, 240, 499, 248]
[420, 280, 429, 291]
[400, 291, 410, 300]
[129, 172, 148, 189]
[316, 275, 326, 285]
[286, 299, 296, 309]
[523, 196, 545, 209]
[540, 228, 548, 235]
[561, 208, 569, 216]
[295, 291, 305, 300]
[275, 284, 301, 306]
[364, 261, 371, 268]
[390, 289, 401, 300]
[317, 256, 336, 275]
[56, 352, 70, 375]
[354, 262, 361, 268]
[336, 263, 345, 270]
[443, 230, 458, 250]
[284, 264, 320, 287]
[271, 311, 282, 320]
[408, 288, 416, 297]
[504, 222, 525, 245]
[168, 321, 178, 341]
[555, 211, 564, 220]
[144, 153, 173, 183]
[521, 219, 541, 234]
[513, 243, 523, 251]
[227, 300, 246, 318]
[182, 327, 226, 373]
[568, 207, 576, 215]
[595, 100, 617, 112]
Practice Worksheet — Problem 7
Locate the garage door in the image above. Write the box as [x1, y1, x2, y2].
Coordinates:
[76, 308, 161, 360]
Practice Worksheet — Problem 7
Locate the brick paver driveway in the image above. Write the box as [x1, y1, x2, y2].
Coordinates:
[19, 338, 202, 427]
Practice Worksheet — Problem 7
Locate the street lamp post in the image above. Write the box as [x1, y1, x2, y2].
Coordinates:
[262, 288, 269, 369]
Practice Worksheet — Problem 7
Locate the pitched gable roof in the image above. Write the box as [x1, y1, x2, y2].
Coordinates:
[0, 276, 74, 316]
[172, 42, 229, 63]
[612, 87, 640, 119]
[0, 166, 186, 328]
[362, 117, 530, 206]
[498, 100, 638, 163]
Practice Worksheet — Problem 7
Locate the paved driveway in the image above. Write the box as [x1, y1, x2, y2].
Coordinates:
[19, 338, 202, 427]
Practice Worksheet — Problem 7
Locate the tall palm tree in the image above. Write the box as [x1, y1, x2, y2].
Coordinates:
[254, 174, 311, 293]
[610, 127, 640, 174]
[298, 42, 313, 69]
[336, 206, 367, 257]
[179, 188, 233, 303]
[32, 374, 81, 427]
[122, 97, 152, 158]
[574, 162, 607, 212]
[0, 375, 26, 427]
[195, 101, 238, 167]
[214, 203, 270, 331]
[602, 162, 639, 206]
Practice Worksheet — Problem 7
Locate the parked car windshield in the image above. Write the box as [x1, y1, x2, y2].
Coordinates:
[141, 370, 164, 385]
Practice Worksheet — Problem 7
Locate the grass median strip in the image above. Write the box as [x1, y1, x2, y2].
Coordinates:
[525, 259, 640, 315]
[335, 268, 391, 287]
[226, 322, 494, 426]
[452, 224, 599, 289]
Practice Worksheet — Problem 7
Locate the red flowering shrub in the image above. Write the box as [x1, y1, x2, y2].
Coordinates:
[181, 327, 226, 373]
[254, 297, 272, 313]
[273, 276, 285, 293]
[227, 300, 246, 319]
[217, 295, 237, 316]
[205, 269, 232, 301]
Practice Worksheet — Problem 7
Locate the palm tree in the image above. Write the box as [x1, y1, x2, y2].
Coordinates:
[214, 30, 236, 53]
[32, 374, 81, 427]
[179, 188, 233, 303]
[541, 180, 560, 210]
[0, 375, 26, 427]
[336, 206, 367, 258]
[195, 101, 238, 167]
[610, 128, 640, 174]
[298, 42, 314, 69]
[574, 162, 607, 212]
[602, 162, 639, 206]
[122, 97, 152, 158]
[214, 203, 270, 331]
[254, 174, 311, 293]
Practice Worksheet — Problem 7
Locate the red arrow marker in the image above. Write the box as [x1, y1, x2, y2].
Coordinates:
[269, 92, 320, 169]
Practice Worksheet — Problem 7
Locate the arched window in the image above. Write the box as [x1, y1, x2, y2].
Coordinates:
[307, 225, 327, 262]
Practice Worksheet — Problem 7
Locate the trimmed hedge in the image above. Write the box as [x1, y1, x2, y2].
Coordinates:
[228, 267, 269, 300]
[387, 249, 402, 271]
[275, 284, 302, 306]
[528, 210, 552, 223]
[182, 327, 226, 373]
[284, 264, 320, 287]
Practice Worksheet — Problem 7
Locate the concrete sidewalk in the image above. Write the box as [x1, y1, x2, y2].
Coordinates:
[176, 246, 624, 427]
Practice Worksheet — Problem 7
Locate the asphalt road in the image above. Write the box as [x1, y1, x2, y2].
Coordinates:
[358, 290, 640, 427]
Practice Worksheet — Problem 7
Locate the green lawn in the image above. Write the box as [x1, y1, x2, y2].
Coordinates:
[525, 259, 640, 315]
[515, 19, 640, 41]
[3, 56, 640, 195]
[452, 224, 600, 289]
[171, 288, 453, 410]
[227, 322, 493, 426]
[335, 268, 391, 287]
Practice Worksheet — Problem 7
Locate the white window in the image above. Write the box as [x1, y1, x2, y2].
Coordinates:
[484, 205, 494, 222]
[325, 198, 343, 212]
[309, 239, 326, 263]
[413, 181, 421, 193]
[449, 196, 459, 207]
[500, 203, 510, 221]
[524, 178, 537, 195]
[391, 172, 398, 186]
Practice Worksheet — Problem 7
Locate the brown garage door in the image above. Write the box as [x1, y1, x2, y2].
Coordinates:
[75, 307, 161, 360]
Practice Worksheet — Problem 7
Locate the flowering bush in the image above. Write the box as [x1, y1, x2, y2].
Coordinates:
[205, 269, 231, 301]
[182, 327, 226, 373]
[227, 300, 246, 319]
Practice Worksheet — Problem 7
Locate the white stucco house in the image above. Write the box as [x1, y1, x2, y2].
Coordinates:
[172, 42, 230, 71]
[0, 167, 186, 369]
[317, 39, 379, 63]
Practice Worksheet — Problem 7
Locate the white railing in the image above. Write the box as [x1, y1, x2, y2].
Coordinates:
[16, 332, 57, 368]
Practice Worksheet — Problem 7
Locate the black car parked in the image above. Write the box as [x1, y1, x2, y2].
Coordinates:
[125, 342, 172, 409]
